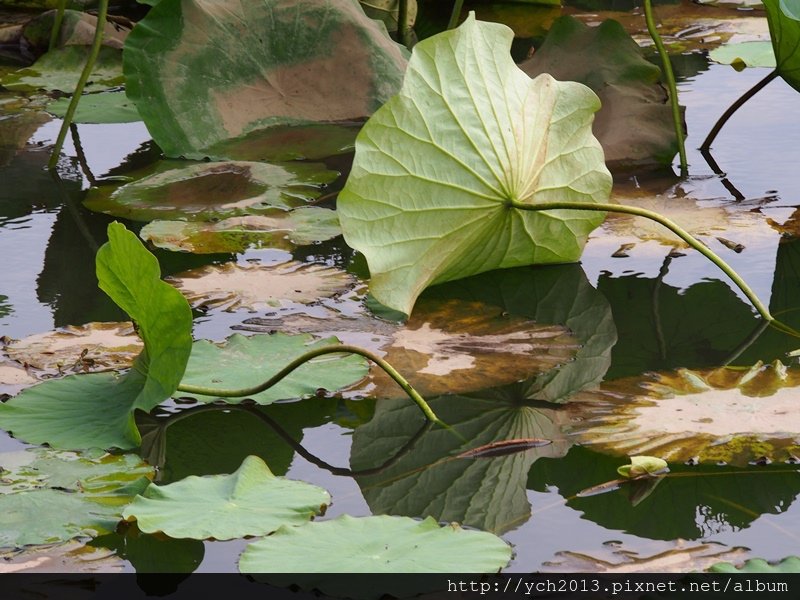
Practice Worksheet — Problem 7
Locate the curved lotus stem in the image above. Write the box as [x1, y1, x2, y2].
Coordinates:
[448, 0, 465, 29]
[176, 344, 446, 428]
[508, 199, 797, 335]
[643, 0, 687, 175]
[48, 0, 109, 169]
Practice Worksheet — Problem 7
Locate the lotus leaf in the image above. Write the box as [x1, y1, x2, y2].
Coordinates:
[0, 448, 152, 548]
[710, 555, 800, 572]
[239, 515, 512, 576]
[122, 455, 330, 540]
[709, 41, 776, 69]
[140, 209, 341, 254]
[359, 0, 417, 33]
[0, 46, 123, 93]
[543, 540, 749, 573]
[567, 362, 800, 465]
[168, 260, 354, 311]
[0, 360, 37, 396]
[0, 541, 124, 573]
[617, 456, 669, 478]
[4, 321, 142, 375]
[337, 14, 611, 316]
[22, 9, 128, 51]
[123, 0, 408, 159]
[0, 223, 193, 450]
[351, 385, 572, 533]
[178, 333, 367, 405]
[84, 161, 338, 223]
[472, 3, 559, 38]
[47, 92, 141, 124]
[766, 0, 800, 91]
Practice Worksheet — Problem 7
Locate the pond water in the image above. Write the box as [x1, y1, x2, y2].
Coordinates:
[1, 0, 800, 575]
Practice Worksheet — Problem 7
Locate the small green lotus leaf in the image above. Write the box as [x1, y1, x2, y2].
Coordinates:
[239, 515, 512, 577]
[4, 321, 142, 376]
[178, 333, 367, 405]
[122, 455, 330, 540]
[766, 0, 800, 92]
[521, 16, 680, 169]
[0, 540, 125, 573]
[709, 41, 776, 68]
[337, 14, 611, 316]
[567, 362, 800, 465]
[543, 540, 748, 573]
[140, 209, 341, 254]
[616, 456, 669, 479]
[0, 448, 152, 548]
[168, 260, 354, 312]
[709, 555, 800, 573]
[47, 92, 141, 124]
[84, 161, 338, 223]
[123, 0, 408, 159]
[0, 46, 123, 93]
[200, 122, 359, 162]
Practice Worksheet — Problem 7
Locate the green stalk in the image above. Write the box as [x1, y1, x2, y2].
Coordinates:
[176, 344, 445, 427]
[448, 0, 465, 29]
[643, 0, 687, 175]
[48, 0, 67, 52]
[508, 199, 776, 324]
[48, 0, 109, 170]
[398, 0, 410, 47]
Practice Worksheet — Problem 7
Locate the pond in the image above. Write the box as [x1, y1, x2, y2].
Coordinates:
[1, 0, 799, 576]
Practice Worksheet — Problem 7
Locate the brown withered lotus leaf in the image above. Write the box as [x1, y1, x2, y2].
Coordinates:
[0, 541, 124, 573]
[566, 361, 800, 465]
[4, 322, 142, 375]
[0, 359, 37, 395]
[542, 540, 749, 573]
[167, 260, 355, 312]
[370, 298, 579, 398]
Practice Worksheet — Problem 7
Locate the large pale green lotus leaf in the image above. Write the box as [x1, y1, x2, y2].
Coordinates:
[47, 92, 141, 124]
[84, 161, 338, 223]
[123, 0, 408, 159]
[178, 333, 367, 405]
[709, 41, 776, 68]
[521, 17, 679, 169]
[140, 209, 341, 254]
[122, 455, 329, 540]
[1, 46, 123, 93]
[766, 0, 800, 91]
[239, 515, 512, 577]
[337, 14, 611, 316]
[352, 386, 571, 534]
[359, 0, 417, 32]
[0, 448, 151, 548]
[567, 362, 800, 465]
[710, 556, 800, 573]
[0, 223, 193, 450]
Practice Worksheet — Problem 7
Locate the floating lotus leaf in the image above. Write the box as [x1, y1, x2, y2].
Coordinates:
[351, 385, 572, 534]
[0, 223, 193, 450]
[0, 541, 124, 573]
[46, 91, 141, 124]
[521, 16, 680, 169]
[239, 515, 512, 576]
[709, 41, 776, 69]
[200, 122, 359, 162]
[123, 0, 408, 159]
[0, 360, 37, 395]
[122, 455, 329, 540]
[4, 321, 142, 375]
[0, 46, 123, 93]
[178, 333, 368, 405]
[543, 540, 749, 573]
[370, 298, 578, 398]
[337, 14, 611, 316]
[84, 161, 338, 223]
[168, 260, 354, 311]
[0, 448, 152, 548]
[710, 555, 800, 573]
[567, 361, 800, 465]
[140, 209, 341, 254]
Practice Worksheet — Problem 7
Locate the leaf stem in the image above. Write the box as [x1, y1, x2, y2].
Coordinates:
[48, 0, 109, 170]
[700, 69, 779, 151]
[643, 0, 687, 175]
[175, 344, 445, 427]
[448, 0, 464, 29]
[509, 199, 774, 323]
[398, 0, 410, 47]
[48, 0, 67, 52]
